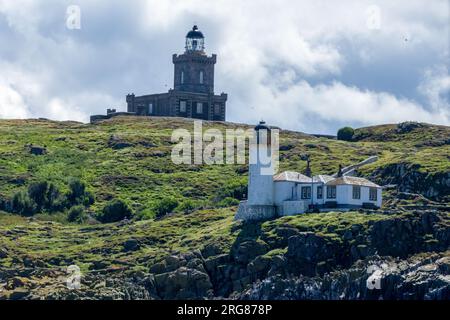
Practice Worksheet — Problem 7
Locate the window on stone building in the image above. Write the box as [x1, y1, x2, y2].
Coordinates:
[199, 71, 204, 84]
[317, 186, 323, 199]
[301, 186, 311, 199]
[214, 104, 221, 115]
[352, 186, 361, 199]
[327, 186, 336, 199]
[181, 71, 184, 84]
[196, 102, 203, 114]
[180, 101, 187, 113]
[369, 188, 378, 201]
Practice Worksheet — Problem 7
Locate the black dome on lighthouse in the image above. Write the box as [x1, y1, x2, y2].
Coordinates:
[186, 25, 204, 39]
[255, 121, 271, 131]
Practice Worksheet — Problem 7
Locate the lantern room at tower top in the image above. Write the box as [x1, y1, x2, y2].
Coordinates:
[185, 25, 205, 53]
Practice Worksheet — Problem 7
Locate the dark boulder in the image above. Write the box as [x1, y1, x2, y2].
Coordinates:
[201, 242, 223, 258]
[28, 145, 47, 155]
[108, 135, 134, 149]
[396, 122, 427, 134]
[287, 232, 342, 276]
[123, 239, 140, 252]
[247, 255, 271, 275]
[154, 267, 213, 299]
[232, 240, 269, 264]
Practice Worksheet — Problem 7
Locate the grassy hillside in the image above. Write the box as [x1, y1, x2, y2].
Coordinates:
[0, 117, 448, 300]
[0, 117, 448, 220]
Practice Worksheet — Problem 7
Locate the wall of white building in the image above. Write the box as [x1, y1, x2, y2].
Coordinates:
[279, 200, 308, 216]
[325, 185, 382, 207]
[274, 181, 293, 206]
[273, 182, 382, 208]
[274, 182, 325, 205]
[335, 185, 349, 204]
[273, 181, 382, 212]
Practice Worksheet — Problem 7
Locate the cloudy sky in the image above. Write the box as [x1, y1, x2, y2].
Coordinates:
[0, 0, 448, 134]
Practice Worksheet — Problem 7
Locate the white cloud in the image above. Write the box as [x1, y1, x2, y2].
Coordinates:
[228, 78, 449, 134]
[0, 0, 448, 134]
[418, 65, 450, 112]
[0, 84, 29, 119]
[46, 98, 88, 122]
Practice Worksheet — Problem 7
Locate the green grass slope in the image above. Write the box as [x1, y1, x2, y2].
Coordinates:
[0, 116, 448, 220]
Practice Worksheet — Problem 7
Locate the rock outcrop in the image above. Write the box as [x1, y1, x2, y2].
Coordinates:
[371, 163, 450, 201]
[238, 252, 450, 300]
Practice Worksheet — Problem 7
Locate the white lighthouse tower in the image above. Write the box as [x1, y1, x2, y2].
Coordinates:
[248, 121, 274, 205]
[235, 121, 277, 221]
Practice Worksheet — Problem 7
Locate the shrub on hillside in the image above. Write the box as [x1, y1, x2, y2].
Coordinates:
[337, 127, 355, 141]
[27, 181, 65, 212]
[0, 196, 6, 211]
[11, 191, 36, 216]
[6, 178, 94, 217]
[66, 178, 94, 206]
[27, 181, 49, 210]
[153, 197, 179, 219]
[215, 179, 247, 202]
[67, 205, 87, 223]
[81, 191, 95, 206]
[177, 199, 197, 214]
[98, 199, 133, 223]
[217, 197, 240, 207]
[135, 208, 154, 221]
[46, 183, 65, 211]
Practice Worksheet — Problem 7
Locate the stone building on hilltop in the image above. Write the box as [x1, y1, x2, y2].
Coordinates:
[91, 25, 227, 123]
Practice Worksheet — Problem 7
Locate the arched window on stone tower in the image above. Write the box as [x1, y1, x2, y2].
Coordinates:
[181, 71, 184, 84]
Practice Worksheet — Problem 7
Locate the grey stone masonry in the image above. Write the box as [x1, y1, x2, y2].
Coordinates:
[235, 201, 277, 221]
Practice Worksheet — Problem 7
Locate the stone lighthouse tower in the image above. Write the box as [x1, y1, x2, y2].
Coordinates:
[235, 121, 277, 221]
[109, 25, 227, 123]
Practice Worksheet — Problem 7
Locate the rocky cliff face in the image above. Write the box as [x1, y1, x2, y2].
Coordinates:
[3, 209, 447, 300]
[370, 163, 450, 201]
[131, 210, 450, 300]
[238, 253, 450, 300]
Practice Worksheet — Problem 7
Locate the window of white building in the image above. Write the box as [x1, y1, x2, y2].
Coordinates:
[301, 186, 311, 199]
[180, 100, 187, 113]
[317, 186, 323, 199]
[327, 186, 336, 199]
[369, 188, 378, 201]
[352, 186, 361, 199]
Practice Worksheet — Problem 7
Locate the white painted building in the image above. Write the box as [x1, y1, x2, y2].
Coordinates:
[235, 122, 383, 221]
